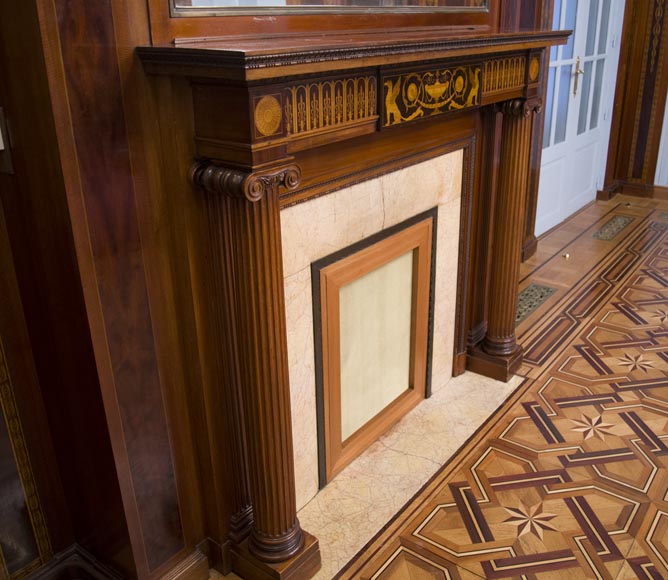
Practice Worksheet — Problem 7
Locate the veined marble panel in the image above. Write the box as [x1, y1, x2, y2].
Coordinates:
[281, 150, 464, 509]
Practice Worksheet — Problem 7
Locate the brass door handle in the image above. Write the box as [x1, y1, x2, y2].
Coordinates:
[574, 56, 585, 96]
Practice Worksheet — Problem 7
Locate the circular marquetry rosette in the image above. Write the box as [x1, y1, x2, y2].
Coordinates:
[402, 72, 423, 107]
[254, 95, 282, 138]
[453, 67, 468, 96]
[529, 57, 541, 82]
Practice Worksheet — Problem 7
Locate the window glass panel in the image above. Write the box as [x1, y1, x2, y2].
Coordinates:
[578, 60, 593, 134]
[590, 59, 605, 129]
[598, 0, 611, 54]
[562, 0, 578, 60]
[555, 64, 572, 144]
[585, 0, 599, 56]
[543, 66, 557, 148]
[551, 0, 563, 61]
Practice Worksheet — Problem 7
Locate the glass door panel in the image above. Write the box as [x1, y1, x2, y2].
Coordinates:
[590, 59, 606, 129]
[555, 64, 573, 144]
[536, 0, 625, 236]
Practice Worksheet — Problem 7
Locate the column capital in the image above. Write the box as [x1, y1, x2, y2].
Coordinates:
[499, 98, 543, 118]
[190, 159, 301, 202]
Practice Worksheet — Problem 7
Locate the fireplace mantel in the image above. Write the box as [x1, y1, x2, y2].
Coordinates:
[139, 29, 568, 79]
[138, 27, 567, 580]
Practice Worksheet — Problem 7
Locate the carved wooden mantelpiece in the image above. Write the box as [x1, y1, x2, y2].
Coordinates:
[138, 27, 567, 580]
[139, 31, 564, 179]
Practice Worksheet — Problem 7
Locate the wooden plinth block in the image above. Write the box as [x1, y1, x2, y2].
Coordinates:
[231, 531, 321, 580]
[467, 345, 523, 382]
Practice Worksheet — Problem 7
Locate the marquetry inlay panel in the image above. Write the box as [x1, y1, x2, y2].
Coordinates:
[282, 75, 377, 137]
[483, 55, 527, 95]
[382, 65, 481, 127]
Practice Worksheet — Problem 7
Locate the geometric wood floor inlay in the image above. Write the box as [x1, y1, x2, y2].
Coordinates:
[337, 204, 668, 579]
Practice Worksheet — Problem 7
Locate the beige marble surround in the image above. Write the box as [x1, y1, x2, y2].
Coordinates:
[281, 150, 464, 509]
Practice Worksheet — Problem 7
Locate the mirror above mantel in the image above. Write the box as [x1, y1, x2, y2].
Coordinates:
[171, 0, 488, 16]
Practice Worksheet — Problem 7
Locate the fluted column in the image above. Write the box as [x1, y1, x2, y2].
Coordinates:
[192, 161, 320, 574]
[199, 164, 254, 543]
[483, 99, 538, 358]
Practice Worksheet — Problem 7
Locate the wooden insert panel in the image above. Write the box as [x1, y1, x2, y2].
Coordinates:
[313, 213, 435, 485]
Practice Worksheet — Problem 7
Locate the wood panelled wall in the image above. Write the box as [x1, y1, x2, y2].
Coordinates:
[601, 0, 668, 198]
[0, 1, 558, 580]
[0, 1, 132, 577]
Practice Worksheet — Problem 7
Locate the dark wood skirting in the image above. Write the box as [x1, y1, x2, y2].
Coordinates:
[25, 545, 125, 580]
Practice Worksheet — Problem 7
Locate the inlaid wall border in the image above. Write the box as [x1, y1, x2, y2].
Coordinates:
[0, 336, 52, 580]
[602, 0, 668, 198]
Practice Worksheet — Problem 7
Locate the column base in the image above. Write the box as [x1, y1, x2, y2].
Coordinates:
[231, 531, 321, 580]
[466, 345, 523, 382]
[229, 505, 254, 544]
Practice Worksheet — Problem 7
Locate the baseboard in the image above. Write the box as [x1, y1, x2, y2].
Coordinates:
[521, 235, 537, 262]
[197, 537, 232, 576]
[602, 180, 668, 199]
[620, 182, 654, 197]
[158, 550, 209, 580]
[26, 545, 125, 580]
[452, 352, 467, 377]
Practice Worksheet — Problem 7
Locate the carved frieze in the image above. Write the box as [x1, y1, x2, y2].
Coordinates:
[382, 65, 481, 127]
[251, 75, 378, 141]
[483, 55, 527, 95]
[282, 76, 377, 137]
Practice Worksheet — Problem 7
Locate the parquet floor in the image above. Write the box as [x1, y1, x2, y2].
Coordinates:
[336, 196, 668, 579]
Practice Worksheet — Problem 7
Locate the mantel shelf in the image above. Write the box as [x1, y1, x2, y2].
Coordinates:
[138, 29, 570, 81]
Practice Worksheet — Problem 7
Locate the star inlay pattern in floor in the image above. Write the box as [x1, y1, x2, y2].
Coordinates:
[337, 205, 668, 579]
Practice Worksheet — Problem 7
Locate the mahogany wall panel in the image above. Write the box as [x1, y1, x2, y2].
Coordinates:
[53, 0, 186, 573]
[0, 1, 131, 574]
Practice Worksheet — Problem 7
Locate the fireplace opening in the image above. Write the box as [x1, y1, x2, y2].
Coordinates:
[312, 208, 438, 487]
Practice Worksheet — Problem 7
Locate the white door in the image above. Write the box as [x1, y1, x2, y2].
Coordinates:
[536, 0, 625, 236]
